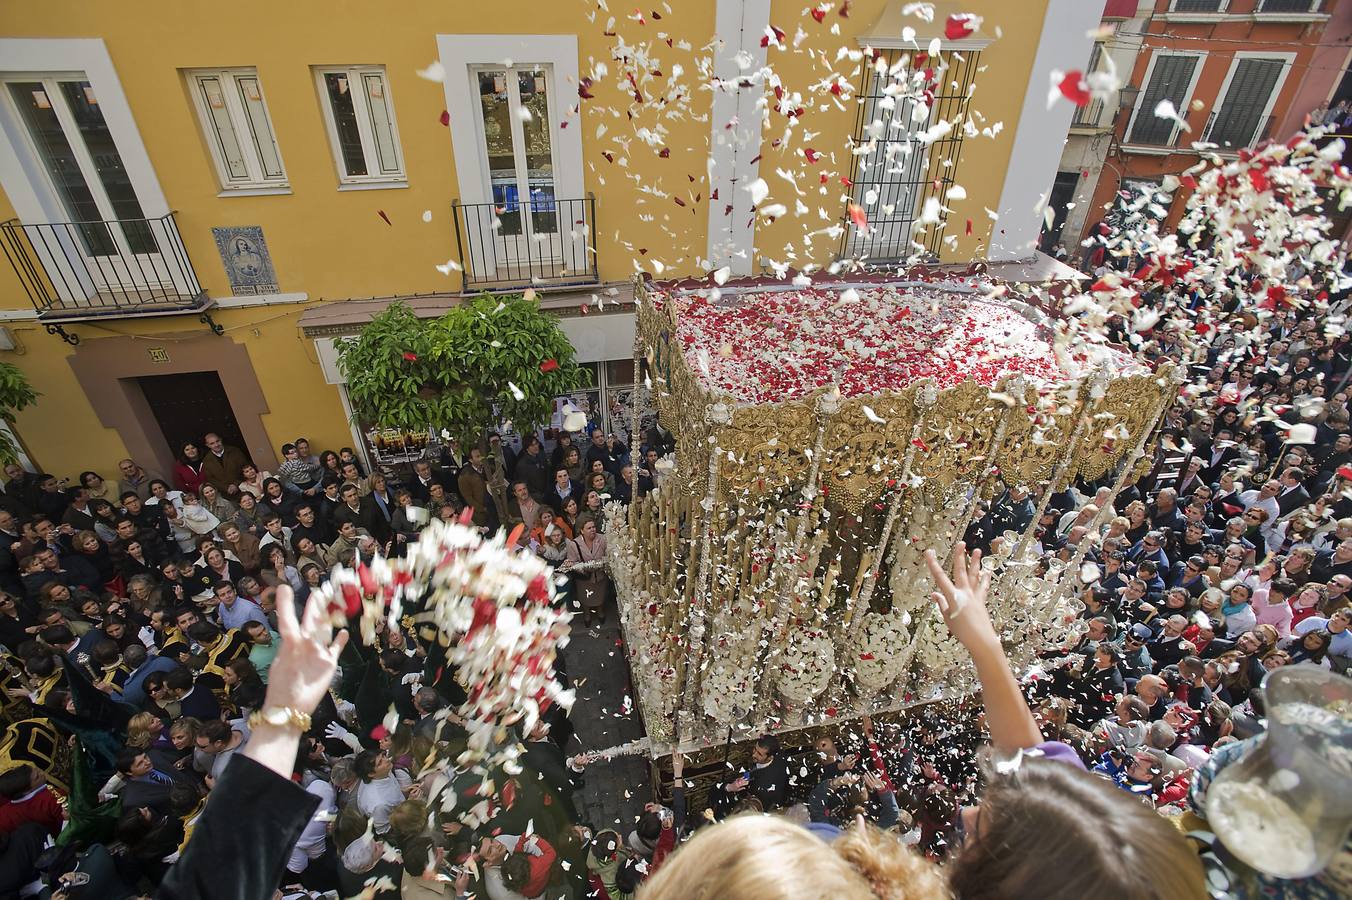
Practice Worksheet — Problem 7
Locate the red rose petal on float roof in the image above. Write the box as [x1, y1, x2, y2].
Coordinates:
[539, 358, 560, 372]
[945, 13, 976, 40]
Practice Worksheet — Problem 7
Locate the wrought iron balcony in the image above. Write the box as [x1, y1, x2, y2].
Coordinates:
[0, 212, 207, 323]
[451, 194, 598, 293]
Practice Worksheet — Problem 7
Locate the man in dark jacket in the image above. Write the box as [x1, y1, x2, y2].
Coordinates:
[331, 484, 391, 547]
[115, 747, 174, 815]
[712, 734, 791, 817]
[513, 436, 552, 499]
[969, 484, 1035, 552]
[200, 433, 251, 498]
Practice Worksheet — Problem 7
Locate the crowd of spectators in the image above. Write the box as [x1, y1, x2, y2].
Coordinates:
[0, 288, 1348, 897]
[0, 421, 687, 899]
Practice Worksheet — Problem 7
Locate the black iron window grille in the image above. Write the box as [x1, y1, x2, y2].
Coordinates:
[840, 49, 979, 262]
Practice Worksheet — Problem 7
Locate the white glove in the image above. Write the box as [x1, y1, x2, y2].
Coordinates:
[400, 672, 422, 686]
[335, 698, 357, 724]
[325, 720, 363, 753]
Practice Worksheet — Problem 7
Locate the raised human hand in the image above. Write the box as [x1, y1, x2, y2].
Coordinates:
[264, 584, 348, 717]
[924, 542, 999, 651]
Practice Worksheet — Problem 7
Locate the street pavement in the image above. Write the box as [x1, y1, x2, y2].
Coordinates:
[563, 607, 654, 833]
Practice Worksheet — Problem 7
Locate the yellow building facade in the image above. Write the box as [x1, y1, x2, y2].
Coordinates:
[0, 0, 1101, 480]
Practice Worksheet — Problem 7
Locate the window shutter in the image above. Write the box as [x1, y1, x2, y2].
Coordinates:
[1129, 55, 1199, 145]
[1172, 0, 1224, 12]
[1208, 59, 1284, 148]
[1258, 0, 1316, 13]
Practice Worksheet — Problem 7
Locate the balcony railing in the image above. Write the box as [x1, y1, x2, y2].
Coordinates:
[451, 195, 598, 293]
[0, 212, 207, 323]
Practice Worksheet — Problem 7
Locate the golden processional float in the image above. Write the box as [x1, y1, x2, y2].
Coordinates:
[605, 275, 1181, 750]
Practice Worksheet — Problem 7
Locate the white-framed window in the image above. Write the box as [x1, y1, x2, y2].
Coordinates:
[1171, 0, 1227, 12]
[1126, 51, 1206, 146]
[186, 68, 287, 191]
[1257, 0, 1321, 13]
[313, 65, 405, 185]
[1205, 55, 1292, 150]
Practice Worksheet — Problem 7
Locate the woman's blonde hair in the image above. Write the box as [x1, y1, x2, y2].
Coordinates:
[638, 814, 945, 900]
[125, 712, 158, 749]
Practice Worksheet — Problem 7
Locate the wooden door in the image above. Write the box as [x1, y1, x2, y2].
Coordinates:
[137, 371, 246, 459]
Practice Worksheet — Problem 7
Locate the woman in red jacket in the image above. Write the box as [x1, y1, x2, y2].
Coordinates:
[173, 441, 209, 494]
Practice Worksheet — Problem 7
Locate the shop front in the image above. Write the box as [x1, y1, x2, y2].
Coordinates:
[300, 292, 640, 475]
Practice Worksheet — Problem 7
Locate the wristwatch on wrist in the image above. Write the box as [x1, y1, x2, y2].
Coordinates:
[248, 706, 312, 733]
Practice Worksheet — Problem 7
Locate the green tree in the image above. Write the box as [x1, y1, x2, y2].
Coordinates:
[0, 362, 37, 465]
[338, 295, 587, 447]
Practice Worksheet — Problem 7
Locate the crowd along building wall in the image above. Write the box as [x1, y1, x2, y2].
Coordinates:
[0, 0, 1086, 481]
[1082, 0, 1340, 242]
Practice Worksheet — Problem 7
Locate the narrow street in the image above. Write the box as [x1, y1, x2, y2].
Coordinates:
[564, 610, 653, 832]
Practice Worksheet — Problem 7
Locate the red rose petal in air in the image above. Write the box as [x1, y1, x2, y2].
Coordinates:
[1248, 168, 1270, 193]
[945, 13, 976, 40]
[804, 147, 822, 163]
[377, 210, 392, 226]
[965, 218, 973, 236]
[402, 351, 418, 362]
[340, 583, 362, 616]
[810, 7, 827, 23]
[1058, 71, 1091, 107]
[439, 110, 450, 127]
[659, 147, 671, 158]
[911, 437, 931, 452]
[578, 79, 595, 100]
[539, 358, 559, 372]
[847, 202, 868, 229]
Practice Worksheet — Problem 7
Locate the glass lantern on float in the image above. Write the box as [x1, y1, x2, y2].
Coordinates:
[1203, 666, 1352, 880]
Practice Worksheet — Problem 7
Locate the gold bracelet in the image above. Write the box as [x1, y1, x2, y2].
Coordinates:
[248, 706, 312, 733]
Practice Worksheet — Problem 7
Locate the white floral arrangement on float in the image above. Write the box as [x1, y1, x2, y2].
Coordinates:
[702, 661, 758, 724]
[314, 516, 573, 767]
[774, 626, 836, 704]
[909, 607, 970, 684]
[850, 611, 913, 693]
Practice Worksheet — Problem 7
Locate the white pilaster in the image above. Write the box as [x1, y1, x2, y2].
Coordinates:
[988, 0, 1108, 261]
[706, 0, 772, 275]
